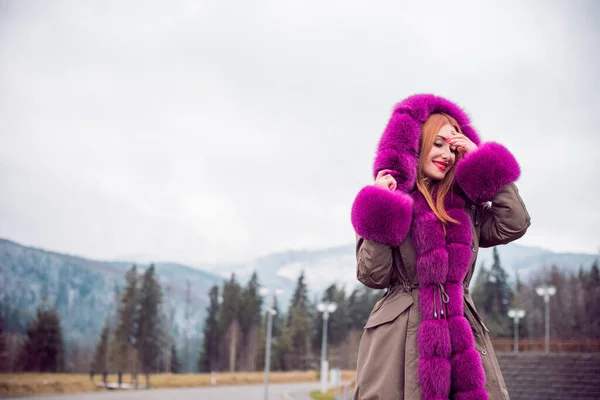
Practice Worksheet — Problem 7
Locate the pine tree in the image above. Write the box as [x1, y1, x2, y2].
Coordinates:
[258, 295, 283, 371]
[472, 250, 515, 338]
[273, 316, 292, 371]
[347, 286, 383, 331]
[585, 259, 600, 337]
[271, 296, 281, 338]
[287, 271, 311, 369]
[114, 265, 139, 386]
[327, 285, 350, 348]
[471, 262, 489, 311]
[218, 274, 242, 372]
[199, 285, 221, 372]
[184, 280, 191, 373]
[0, 312, 8, 372]
[170, 343, 181, 373]
[92, 320, 110, 375]
[488, 248, 513, 318]
[238, 272, 263, 371]
[18, 306, 65, 372]
[136, 264, 163, 386]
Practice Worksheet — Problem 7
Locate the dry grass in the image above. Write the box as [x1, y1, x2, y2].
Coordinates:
[0, 370, 357, 397]
[0, 374, 97, 397]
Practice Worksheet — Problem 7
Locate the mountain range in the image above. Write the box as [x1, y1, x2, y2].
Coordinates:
[1, 237, 597, 352]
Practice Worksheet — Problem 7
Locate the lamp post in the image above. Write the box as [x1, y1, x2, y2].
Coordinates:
[535, 284, 556, 353]
[507, 308, 526, 353]
[317, 301, 337, 394]
[259, 287, 283, 400]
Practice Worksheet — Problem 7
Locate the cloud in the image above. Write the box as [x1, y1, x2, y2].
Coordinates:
[1, 0, 599, 265]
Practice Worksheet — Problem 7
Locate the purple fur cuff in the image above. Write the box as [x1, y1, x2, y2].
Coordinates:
[455, 142, 520, 203]
[351, 185, 413, 246]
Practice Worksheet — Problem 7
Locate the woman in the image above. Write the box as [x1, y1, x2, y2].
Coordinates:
[350, 94, 530, 400]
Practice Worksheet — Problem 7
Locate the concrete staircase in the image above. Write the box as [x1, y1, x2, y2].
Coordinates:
[497, 353, 600, 400]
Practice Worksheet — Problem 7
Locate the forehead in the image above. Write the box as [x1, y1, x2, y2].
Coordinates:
[436, 123, 455, 139]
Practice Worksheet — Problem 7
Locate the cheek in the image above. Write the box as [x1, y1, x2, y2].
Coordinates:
[427, 147, 439, 161]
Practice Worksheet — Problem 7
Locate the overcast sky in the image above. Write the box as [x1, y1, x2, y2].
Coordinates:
[1, 0, 599, 266]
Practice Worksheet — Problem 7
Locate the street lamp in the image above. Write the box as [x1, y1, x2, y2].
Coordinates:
[507, 308, 526, 353]
[535, 284, 556, 353]
[259, 287, 283, 400]
[317, 301, 337, 394]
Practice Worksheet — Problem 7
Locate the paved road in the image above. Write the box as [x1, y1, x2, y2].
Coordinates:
[10, 382, 321, 400]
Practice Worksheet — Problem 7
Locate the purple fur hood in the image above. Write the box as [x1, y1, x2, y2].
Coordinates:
[351, 94, 520, 246]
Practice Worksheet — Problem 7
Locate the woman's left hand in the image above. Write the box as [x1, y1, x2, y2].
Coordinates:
[447, 131, 477, 155]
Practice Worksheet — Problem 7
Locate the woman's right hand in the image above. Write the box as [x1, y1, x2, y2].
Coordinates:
[374, 169, 397, 191]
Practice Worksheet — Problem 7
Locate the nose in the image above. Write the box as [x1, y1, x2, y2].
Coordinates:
[441, 146, 454, 162]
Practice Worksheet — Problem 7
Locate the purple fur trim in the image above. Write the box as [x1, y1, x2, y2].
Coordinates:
[373, 150, 417, 192]
[455, 142, 520, 203]
[445, 283, 465, 316]
[451, 349, 487, 393]
[448, 316, 475, 354]
[418, 319, 452, 358]
[445, 209, 472, 245]
[411, 189, 487, 398]
[417, 249, 449, 285]
[446, 243, 473, 283]
[419, 285, 437, 319]
[411, 213, 445, 254]
[419, 356, 451, 398]
[393, 95, 480, 145]
[454, 389, 489, 400]
[350, 186, 413, 245]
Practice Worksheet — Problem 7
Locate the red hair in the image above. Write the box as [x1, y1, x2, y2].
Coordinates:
[416, 113, 464, 226]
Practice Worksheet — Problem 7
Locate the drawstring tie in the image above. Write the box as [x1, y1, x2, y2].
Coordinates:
[433, 283, 450, 319]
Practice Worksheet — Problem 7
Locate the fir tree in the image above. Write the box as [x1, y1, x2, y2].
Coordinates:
[170, 343, 181, 373]
[287, 271, 311, 369]
[199, 285, 220, 372]
[238, 272, 263, 371]
[313, 284, 350, 355]
[585, 259, 600, 337]
[136, 264, 163, 386]
[271, 296, 281, 338]
[18, 306, 65, 372]
[471, 262, 489, 310]
[273, 317, 291, 371]
[114, 265, 139, 386]
[91, 320, 110, 375]
[218, 274, 242, 372]
[347, 286, 383, 331]
[289, 271, 309, 313]
[0, 312, 7, 372]
[473, 249, 514, 337]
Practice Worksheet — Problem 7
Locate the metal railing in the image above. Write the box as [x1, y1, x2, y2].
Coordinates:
[491, 339, 600, 353]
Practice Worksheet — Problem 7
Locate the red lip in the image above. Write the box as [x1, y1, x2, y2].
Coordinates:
[433, 161, 449, 171]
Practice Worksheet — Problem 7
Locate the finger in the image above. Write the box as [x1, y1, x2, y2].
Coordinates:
[448, 138, 466, 146]
[376, 169, 393, 179]
[389, 176, 397, 189]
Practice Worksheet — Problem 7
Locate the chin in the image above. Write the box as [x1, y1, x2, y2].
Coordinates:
[424, 170, 445, 181]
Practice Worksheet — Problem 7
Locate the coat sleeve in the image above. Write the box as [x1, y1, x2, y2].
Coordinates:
[478, 183, 531, 248]
[355, 234, 394, 289]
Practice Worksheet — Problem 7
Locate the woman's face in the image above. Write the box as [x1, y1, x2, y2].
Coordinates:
[423, 123, 458, 180]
